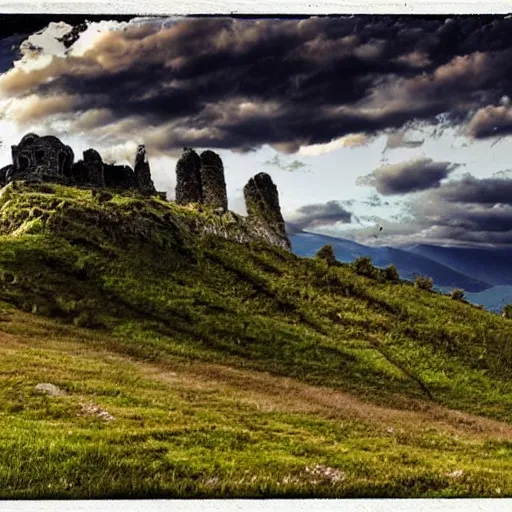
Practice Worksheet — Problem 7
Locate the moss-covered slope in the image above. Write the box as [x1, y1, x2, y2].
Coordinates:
[1, 181, 512, 497]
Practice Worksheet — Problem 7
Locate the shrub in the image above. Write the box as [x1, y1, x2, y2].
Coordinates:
[352, 256, 378, 279]
[73, 311, 99, 328]
[502, 304, 512, 319]
[381, 264, 400, 282]
[450, 288, 465, 301]
[92, 190, 113, 203]
[414, 275, 434, 291]
[315, 244, 337, 266]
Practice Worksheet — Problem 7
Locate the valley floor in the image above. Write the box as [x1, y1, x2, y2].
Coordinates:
[1, 307, 512, 498]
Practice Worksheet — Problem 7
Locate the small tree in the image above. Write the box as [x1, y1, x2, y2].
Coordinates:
[414, 275, 434, 291]
[502, 304, 512, 319]
[352, 256, 378, 279]
[450, 288, 465, 301]
[315, 244, 337, 266]
[382, 264, 400, 283]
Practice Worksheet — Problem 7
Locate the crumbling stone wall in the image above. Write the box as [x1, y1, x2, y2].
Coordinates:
[104, 164, 136, 190]
[199, 150, 228, 211]
[71, 161, 89, 186]
[134, 144, 156, 195]
[9, 133, 74, 183]
[175, 148, 202, 204]
[1, 133, 160, 197]
[243, 172, 291, 250]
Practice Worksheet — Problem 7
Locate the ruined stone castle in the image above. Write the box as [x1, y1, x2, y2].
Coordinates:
[0, 133, 157, 195]
[0, 134, 291, 251]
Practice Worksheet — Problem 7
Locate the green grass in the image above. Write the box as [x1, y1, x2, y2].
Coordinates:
[1, 181, 512, 497]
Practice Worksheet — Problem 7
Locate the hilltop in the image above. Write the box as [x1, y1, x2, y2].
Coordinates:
[2, 181, 512, 497]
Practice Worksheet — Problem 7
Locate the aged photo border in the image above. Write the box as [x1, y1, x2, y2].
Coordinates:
[1, 1, 512, 510]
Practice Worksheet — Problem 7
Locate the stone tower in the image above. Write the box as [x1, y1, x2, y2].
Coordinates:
[175, 147, 202, 204]
[243, 172, 291, 251]
[134, 144, 156, 195]
[199, 150, 228, 211]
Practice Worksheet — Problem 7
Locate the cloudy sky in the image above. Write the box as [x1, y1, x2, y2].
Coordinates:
[1, 15, 512, 247]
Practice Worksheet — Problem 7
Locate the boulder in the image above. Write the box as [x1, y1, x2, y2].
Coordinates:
[34, 383, 67, 396]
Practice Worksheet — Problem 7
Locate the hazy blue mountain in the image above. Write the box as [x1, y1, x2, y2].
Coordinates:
[460, 286, 512, 313]
[289, 231, 491, 293]
[402, 244, 512, 286]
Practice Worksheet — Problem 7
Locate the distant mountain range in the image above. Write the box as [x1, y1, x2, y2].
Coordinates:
[288, 228, 512, 312]
[402, 243, 512, 286]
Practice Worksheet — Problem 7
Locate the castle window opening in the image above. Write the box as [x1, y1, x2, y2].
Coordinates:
[18, 156, 29, 171]
[35, 150, 45, 164]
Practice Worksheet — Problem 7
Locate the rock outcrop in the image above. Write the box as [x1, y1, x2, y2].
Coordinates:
[199, 150, 228, 211]
[243, 172, 291, 250]
[134, 144, 156, 194]
[175, 148, 202, 204]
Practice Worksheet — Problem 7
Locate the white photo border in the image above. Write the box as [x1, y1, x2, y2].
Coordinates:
[1, 2, 511, 511]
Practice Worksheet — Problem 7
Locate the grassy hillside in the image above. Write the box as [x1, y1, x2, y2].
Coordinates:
[1, 181, 512, 498]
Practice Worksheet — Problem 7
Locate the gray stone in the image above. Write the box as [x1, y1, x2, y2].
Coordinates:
[35, 383, 67, 396]
[80, 402, 115, 421]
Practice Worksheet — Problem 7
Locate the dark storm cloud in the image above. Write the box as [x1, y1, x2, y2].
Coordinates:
[411, 190, 512, 245]
[436, 174, 512, 204]
[348, 173, 512, 246]
[466, 104, 512, 138]
[357, 158, 458, 195]
[4, 15, 512, 151]
[286, 200, 352, 230]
